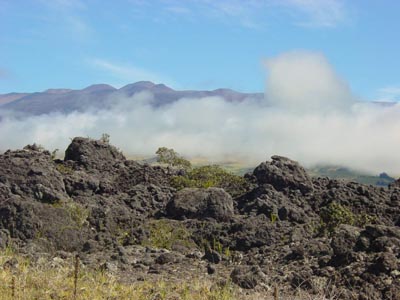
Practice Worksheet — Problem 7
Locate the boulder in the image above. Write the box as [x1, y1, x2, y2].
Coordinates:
[253, 156, 313, 194]
[203, 249, 222, 264]
[238, 184, 315, 223]
[0, 147, 68, 203]
[360, 225, 400, 253]
[166, 188, 234, 221]
[369, 252, 398, 275]
[64, 137, 125, 170]
[330, 224, 361, 267]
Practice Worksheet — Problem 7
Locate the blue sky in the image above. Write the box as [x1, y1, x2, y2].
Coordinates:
[1, 0, 400, 101]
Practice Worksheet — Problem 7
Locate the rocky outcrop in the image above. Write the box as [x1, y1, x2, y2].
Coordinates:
[0, 145, 68, 203]
[1, 137, 400, 300]
[64, 137, 125, 170]
[252, 155, 314, 194]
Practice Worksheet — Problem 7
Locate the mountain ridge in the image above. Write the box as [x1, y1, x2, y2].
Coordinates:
[0, 81, 264, 115]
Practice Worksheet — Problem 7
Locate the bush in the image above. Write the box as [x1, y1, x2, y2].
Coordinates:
[52, 200, 89, 229]
[141, 219, 195, 250]
[171, 165, 249, 197]
[320, 202, 355, 234]
[155, 147, 192, 170]
[318, 202, 376, 235]
[100, 133, 110, 143]
[55, 163, 74, 175]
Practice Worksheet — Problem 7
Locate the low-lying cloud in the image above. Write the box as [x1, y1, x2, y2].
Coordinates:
[1, 51, 399, 175]
[264, 51, 355, 112]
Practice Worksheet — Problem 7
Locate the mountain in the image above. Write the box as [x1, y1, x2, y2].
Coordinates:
[0, 84, 117, 115]
[0, 92, 30, 105]
[308, 165, 395, 186]
[0, 81, 264, 115]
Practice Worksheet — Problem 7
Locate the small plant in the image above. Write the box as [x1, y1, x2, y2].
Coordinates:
[116, 229, 131, 246]
[270, 213, 278, 224]
[201, 238, 231, 259]
[55, 163, 74, 175]
[356, 213, 377, 227]
[100, 133, 110, 143]
[213, 238, 223, 254]
[319, 202, 355, 234]
[51, 148, 59, 160]
[53, 200, 89, 228]
[213, 238, 231, 258]
[73, 254, 79, 300]
[142, 219, 195, 250]
[224, 247, 231, 258]
[65, 202, 89, 229]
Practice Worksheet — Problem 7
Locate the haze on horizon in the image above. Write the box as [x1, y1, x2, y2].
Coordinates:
[1, 1, 400, 175]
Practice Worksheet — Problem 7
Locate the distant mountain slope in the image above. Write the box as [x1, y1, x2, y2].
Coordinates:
[1, 84, 117, 115]
[0, 92, 29, 105]
[0, 81, 264, 115]
[308, 165, 395, 186]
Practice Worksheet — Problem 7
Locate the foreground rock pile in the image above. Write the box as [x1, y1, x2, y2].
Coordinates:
[0, 137, 399, 299]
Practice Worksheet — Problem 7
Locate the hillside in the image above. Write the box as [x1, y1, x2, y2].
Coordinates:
[0, 137, 399, 299]
[308, 166, 395, 187]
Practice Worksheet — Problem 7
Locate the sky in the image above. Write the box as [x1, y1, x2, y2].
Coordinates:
[1, 0, 400, 102]
[1, 0, 400, 175]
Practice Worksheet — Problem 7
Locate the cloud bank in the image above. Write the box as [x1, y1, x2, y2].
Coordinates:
[1, 51, 400, 175]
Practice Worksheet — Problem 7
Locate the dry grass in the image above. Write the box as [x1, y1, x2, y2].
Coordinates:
[0, 248, 342, 300]
[0, 248, 235, 300]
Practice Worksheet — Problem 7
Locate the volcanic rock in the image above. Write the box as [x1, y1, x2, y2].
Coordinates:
[166, 187, 234, 221]
[252, 155, 314, 194]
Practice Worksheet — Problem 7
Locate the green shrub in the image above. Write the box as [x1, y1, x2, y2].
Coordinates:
[65, 202, 89, 228]
[55, 164, 74, 175]
[52, 200, 89, 229]
[141, 219, 195, 250]
[213, 238, 231, 258]
[270, 213, 278, 224]
[155, 147, 192, 170]
[171, 165, 249, 197]
[100, 133, 110, 143]
[356, 213, 377, 227]
[319, 202, 377, 236]
[319, 202, 355, 234]
[51, 149, 59, 160]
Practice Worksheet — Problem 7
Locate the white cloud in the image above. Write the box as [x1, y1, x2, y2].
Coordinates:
[88, 58, 177, 87]
[38, 0, 91, 39]
[151, 0, 347, 28]
[376, 86, 400, 102]
[1, 51, 399, 175]
[264, 51, 354, 111]
[280, 0, 345, 27]
[197, 0, 265, 28]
